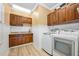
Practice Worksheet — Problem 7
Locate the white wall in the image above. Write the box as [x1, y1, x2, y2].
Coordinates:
[0, 3, 3, 22]
[0, 4, 10, 55]
[49, 23, 79, 31]
[0, 24, 10, 55]
[32, 25, 49, 49]
[0, 3, 4, 23]
[10, 26, 31, 32]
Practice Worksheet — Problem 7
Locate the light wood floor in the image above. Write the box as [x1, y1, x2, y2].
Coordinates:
[8, 44, 49, 56]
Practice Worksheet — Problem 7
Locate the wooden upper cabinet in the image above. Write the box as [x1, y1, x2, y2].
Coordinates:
[47, 3, 79, 26]
[10, 14, 32, 26]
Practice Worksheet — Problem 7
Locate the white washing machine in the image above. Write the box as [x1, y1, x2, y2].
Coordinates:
[42, 33, 54, 55]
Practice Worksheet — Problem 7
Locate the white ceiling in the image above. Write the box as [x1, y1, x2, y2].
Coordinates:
[41, 3, 58, 9]
[13, 3, 36, 10]
[12, 3, 63, 11]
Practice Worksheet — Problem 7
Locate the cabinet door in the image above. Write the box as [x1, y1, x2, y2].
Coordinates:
[16, 34, 23, 45]
[15, 15, 18, 25]
[10, 14, 16, 25]
[24, 34, 33, 43]
[48, 11, 59, 25]
[24, 36, 30, 43]
[9, 35, 17, 47]
[27, 18, 32, 25]
[18, 16, 23, 26]
[22, 17, 25, 25]
[69, 4, 76, 20]
[15, 15, 22, 26]
[51, 12, 56, 25]
[22, 17, 26, 23]
[23, 17, 28, 23]
[66, 4, 77, 22]
[58, 7, 66, 24]
[65, 5, 70, 22]
[47, 14, 51, 26]
[55, 10, 59, 25]
[22, 17, 32, 26]
[27, 34, 33, 42]
[62, 7, 66, 23]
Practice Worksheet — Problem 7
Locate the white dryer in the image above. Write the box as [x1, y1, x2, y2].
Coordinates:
[42, 33, 54, 55]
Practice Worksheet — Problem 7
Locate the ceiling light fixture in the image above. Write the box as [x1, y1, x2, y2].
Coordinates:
[12, 4, 31, 13]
